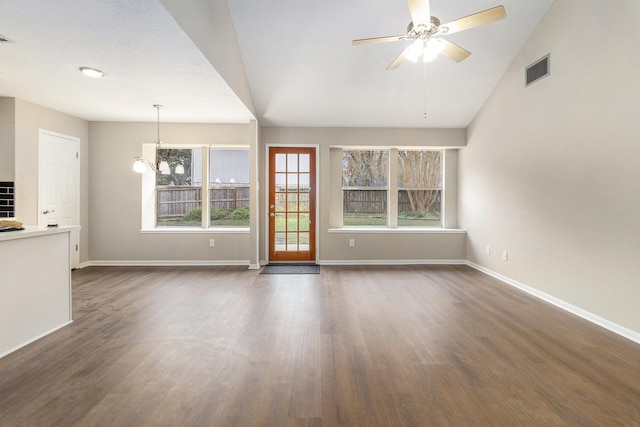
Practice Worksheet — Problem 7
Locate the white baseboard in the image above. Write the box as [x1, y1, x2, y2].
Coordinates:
[0, 320, 73, 359]
[86, 260, 251, 267]
[318, 259, 467, 266]
[466, 261, 640, 345]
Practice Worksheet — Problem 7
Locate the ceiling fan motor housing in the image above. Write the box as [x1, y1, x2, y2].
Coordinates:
[406, 16, 443, 40]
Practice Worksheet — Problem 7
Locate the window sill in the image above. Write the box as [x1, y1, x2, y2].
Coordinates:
[327, 227, 465, 234]
[140, 227, 249, 234]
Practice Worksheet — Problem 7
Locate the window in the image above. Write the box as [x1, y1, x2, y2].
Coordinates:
[209, 149, 250, 227]
[397, 150, 442, 227]
[156, 148, 201, 227]
[340, 148, 443, 228]
[149, 146, 250, 229]
[342, 150, 388, 226]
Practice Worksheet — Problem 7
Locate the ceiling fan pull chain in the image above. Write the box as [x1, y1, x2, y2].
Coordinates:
[424, 62, 428, 119]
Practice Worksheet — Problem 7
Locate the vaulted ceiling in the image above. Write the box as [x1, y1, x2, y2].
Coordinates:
[0, 0, 555, 127]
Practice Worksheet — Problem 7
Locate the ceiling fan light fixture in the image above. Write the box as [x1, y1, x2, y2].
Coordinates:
[352, 1, 507, 69]
[423, 38, 445, 62]
[405, 39, 424, 63]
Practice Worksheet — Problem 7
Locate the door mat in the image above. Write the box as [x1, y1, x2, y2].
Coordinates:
[260, 264, 320, 275]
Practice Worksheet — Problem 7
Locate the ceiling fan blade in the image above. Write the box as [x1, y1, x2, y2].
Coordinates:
[439, 39, 471, 62]
[352, 35, 404, 46]
[440, 5, 506, 35]
[386, 47, 409, 70]
[408, 0, 431, 27]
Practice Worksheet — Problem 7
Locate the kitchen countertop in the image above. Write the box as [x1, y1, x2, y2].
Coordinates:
[0, 225, 80, 242]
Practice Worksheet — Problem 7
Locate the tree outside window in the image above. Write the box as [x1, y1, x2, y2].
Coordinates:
[156, 148, 201, 227]
[342, 150, 388, 226]
[397, 150, 442, 227]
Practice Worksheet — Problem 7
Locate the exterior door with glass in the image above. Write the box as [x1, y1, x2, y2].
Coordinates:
[268, 147, 316, 262]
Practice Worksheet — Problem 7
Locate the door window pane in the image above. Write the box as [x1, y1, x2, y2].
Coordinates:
[275, 213, 286, 231]
[275, 153, 286, 172]
[299, 193, 310, 211]
[299, 213, 310, 231]
[275, 232, 286, 251]
[299, 232, 310, 251]
[288, 194, 298, 211]
[299, 173, 310, 192]
[287, 174, 298, 191]
[275, 193, 286, 211]
[299, 154, 310, 172]
[287, 154, 298, 172]
[287, 232, 298, 251]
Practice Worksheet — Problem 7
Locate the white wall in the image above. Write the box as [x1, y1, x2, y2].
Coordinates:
[460, 0, 640, 334]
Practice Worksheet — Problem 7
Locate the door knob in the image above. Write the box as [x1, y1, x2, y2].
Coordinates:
[270, 213, 275, 217]
[42, 209, 55, 214]
[270, 204, 275, 209]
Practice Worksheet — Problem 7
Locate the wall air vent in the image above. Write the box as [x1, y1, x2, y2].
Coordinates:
[526, 54, 550, 86]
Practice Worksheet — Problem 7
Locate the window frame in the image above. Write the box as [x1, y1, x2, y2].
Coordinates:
[140, 143, 250, 232]
[338, 147, 444, 230]
[342, 149, 390, 227]
[395, 149, 443, 228]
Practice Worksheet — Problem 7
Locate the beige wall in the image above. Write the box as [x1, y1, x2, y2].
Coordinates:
[460, 0, 640, 333]
[13, 99, 90, 263]
[88, 121, 253, 263]
[89, 123, 466, 264]
[260, 127, 467, 263]
[0, 97, 16, 181]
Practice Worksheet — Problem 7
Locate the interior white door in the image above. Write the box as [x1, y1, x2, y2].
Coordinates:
[38, 130, 80, 268]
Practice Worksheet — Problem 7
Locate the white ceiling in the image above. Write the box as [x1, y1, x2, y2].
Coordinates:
[0, 0, 554, 127]
[0, 0, 253, 123]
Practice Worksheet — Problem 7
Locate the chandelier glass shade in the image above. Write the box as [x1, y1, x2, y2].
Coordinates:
[132, 104, 183, 176]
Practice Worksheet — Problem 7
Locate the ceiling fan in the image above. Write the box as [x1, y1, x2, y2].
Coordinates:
[353, 0, 506, 70]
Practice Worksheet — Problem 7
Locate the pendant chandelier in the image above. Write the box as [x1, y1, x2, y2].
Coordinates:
[132, 104, 184, 175]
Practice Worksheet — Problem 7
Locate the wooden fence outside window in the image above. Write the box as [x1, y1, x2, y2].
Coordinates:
[343, 189, 441, 215]
[157, 185, 250, 219]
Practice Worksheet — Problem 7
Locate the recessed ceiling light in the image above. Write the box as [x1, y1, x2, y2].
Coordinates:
[79, 67, 105, 78]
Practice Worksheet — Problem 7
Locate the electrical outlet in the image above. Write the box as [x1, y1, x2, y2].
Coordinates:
[349, 239, 355, 247]
[502, 250, 508, 261]
[209, 239, 215, 248]
[485, 245, 491, 255]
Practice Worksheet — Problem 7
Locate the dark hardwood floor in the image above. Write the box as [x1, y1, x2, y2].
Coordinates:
[0, 265, 638, 426]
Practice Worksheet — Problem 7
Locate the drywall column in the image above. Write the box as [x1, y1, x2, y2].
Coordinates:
[248, 120, 260, 269]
